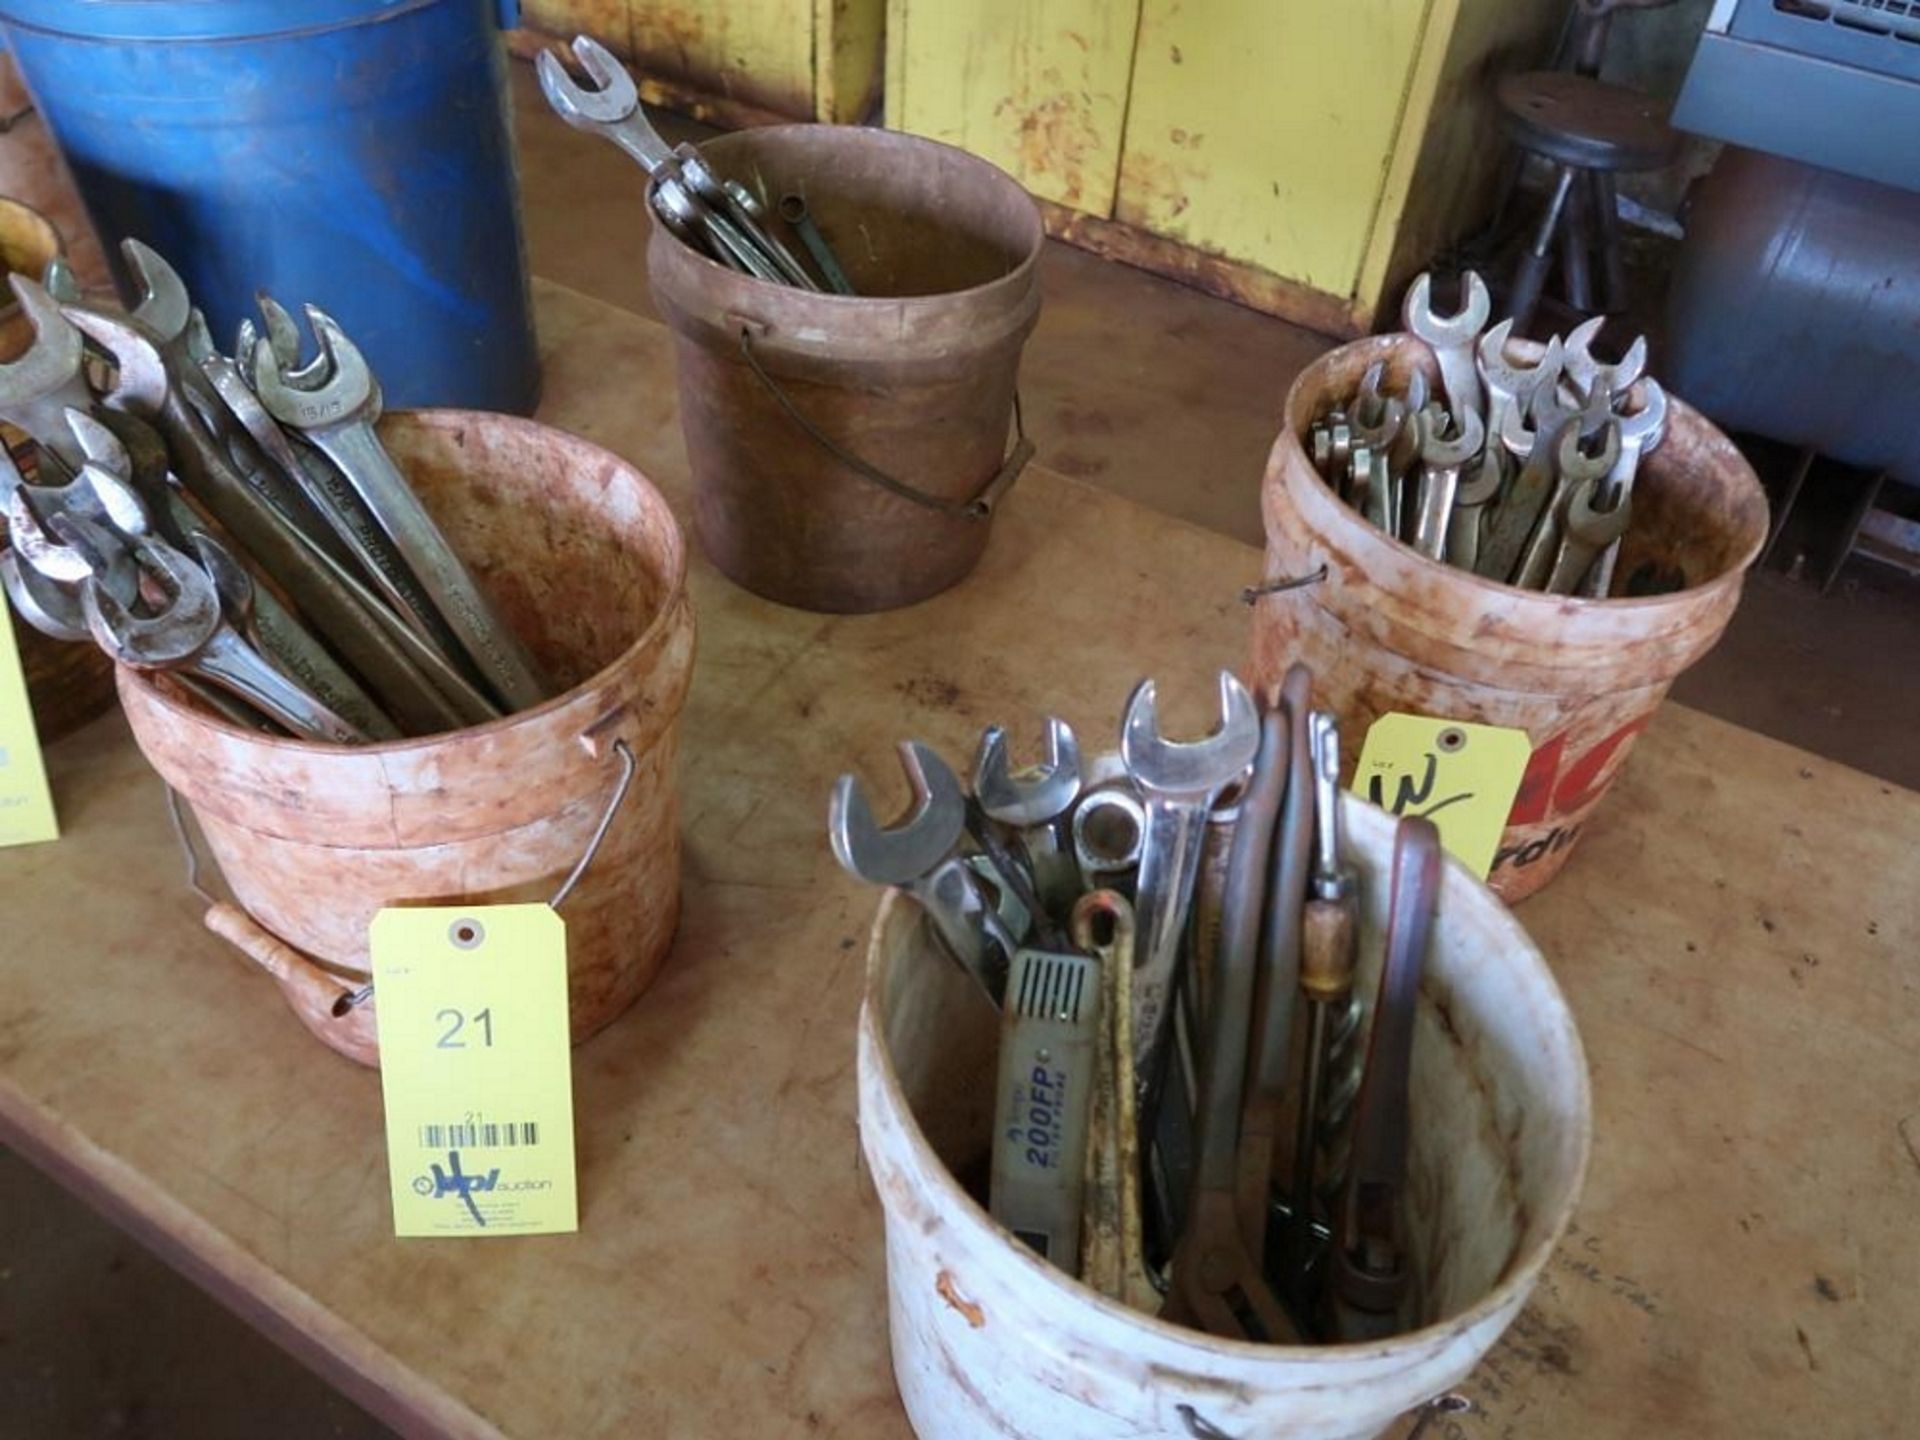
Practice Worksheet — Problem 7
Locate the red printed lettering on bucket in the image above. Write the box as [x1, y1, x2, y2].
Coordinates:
[1506, 716, 1653, 827]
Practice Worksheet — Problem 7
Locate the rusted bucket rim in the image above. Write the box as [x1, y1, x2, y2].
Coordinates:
[1278, 336, 1767, 615]
[654, 124, 1046, 307]
[124, 408, 690, 755]
[860, 798, 1594, 1364]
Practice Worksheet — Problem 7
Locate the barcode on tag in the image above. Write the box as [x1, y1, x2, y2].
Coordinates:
[417, 1120, 541, 1150]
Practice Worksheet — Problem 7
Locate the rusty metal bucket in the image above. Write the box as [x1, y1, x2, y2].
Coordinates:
[1249, 335, 1768, 902]
[648, 125, 1043, 613]
[116, 411, 696, 1067]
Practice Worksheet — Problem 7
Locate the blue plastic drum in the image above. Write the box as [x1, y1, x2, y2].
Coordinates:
[0, 0, 539, 413]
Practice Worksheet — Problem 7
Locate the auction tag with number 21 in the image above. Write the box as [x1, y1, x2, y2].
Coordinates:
[372, 905, 577, 1237]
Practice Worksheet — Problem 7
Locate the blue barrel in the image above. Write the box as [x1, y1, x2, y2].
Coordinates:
[0, 0, 538, 413]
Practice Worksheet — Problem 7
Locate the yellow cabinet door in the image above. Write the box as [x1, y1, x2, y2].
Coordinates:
[1115, 0, 1435, 299]
[885, 0, 1141, 213]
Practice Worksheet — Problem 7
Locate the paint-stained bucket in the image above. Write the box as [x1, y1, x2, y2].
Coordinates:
[857, 797, 1591, 1440]
[117, 411, 696, 1067]
[648, 125, 1043, 614]
[1249, 335, 1768, 902]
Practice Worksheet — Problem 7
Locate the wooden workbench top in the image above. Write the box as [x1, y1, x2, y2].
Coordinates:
[3, 280, 1914, 1439]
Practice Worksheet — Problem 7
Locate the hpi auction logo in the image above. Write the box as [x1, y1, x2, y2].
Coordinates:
[411, 1151, 554, 1226]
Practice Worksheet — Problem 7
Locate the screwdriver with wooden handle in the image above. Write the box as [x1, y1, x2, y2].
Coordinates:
[1291, 711, 1357, 1235]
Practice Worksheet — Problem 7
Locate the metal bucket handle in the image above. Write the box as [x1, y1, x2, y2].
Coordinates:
[165, 719, 641, 1021]
[734, 322, 1034, 519]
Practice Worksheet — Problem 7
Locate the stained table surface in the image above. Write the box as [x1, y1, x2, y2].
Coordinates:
[2, 280, 1915, 1439]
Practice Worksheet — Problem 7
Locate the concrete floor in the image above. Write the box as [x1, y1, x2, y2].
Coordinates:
[4, 55, 1915, 1439]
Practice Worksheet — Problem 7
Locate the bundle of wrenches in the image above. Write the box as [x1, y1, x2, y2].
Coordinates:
[1308, 269, 1670, 597]
[828, 667, 1443, 1344]
[537, 34, 855, 296]
[0, 240, 548, 743]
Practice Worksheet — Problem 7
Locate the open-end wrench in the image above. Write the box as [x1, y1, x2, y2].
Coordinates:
[1513, 418, 1620, 592]
[1411, 405, 1484, 562]
[66, 305, 479, 736]
[1476, 319, 1564, 446]
[830, 742, 1015, 1003]
[1580, 377, 1669, 599]
[1445, 446, 1504, 572]
[251, 308, 549, 712]
[1401, 271, 1490, 424]
[974, 719, 1083, 920]
[1561, 315, 1649, 406]
[1548, 478, 1632, 596]
[1479, 390, 1607, 585]
[0, 277, 95, 465]
[538, 36, 798, 286]
[83, 534, 367, 744]
[1330, 816, 1440, 1343]
[1121, 669, 1260, 1092]
[1163, 706, 1298, 1344]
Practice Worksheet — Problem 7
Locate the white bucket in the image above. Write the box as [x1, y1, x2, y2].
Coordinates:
[855, 798, 1592, 1440]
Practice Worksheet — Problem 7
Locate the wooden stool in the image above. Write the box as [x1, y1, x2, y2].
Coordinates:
[1497, 70, 1677, 331]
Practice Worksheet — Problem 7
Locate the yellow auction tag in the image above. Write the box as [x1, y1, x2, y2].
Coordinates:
[372, 905, 577, 1237]
[1354, 714, 1532, 880]
[0, 611, 58, 848]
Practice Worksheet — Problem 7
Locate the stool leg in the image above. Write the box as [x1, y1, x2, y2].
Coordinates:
[1560, 170, 1595, 314]
[1510, 165, 1576, 334]
[1591, 171, 1627, 313]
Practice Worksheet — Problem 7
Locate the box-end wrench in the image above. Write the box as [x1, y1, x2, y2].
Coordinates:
[251, 309, 550, 713]
[1402, 270, 1490, 425]
[831, 741, 1016, 1004]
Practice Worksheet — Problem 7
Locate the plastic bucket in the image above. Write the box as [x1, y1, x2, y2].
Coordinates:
[0, 0, 539, 413]
[648, 125, 1043, 614]
[857, 797, 1591, 1440]
[116, 411, 695, 1068]
[1249, 335, 1768, 902]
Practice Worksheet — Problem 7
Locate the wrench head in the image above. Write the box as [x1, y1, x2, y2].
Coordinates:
[183, 308, 217, 366]
[0, 546, 88, 642]
[1477, 319, 1564, 403]
[0, 275, 85, 410]
[41, 256, 80, 305]
[251, 306, 374, 429]
[121, 238, 191, 347]
[1615, 376, 1669, 450]
[61, 303, 171, 414]
[189, 530, 255, 630]
[1119, 670, 1260, 798]
[1553, 415, 1622, 482]
[1565, 477, 1632, 547]
[537, 36, 639, 127]
[1563, 317, 1649, 401]
[64, 407, 132, 477]
[1401, 269, 1491, 344]
[1418, 404, 1484, 468]
[5, 489, 90, 583]
[829, 741, 967, 887]
[972, 718, 1082, 825]
[81, 534, 222, 668]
